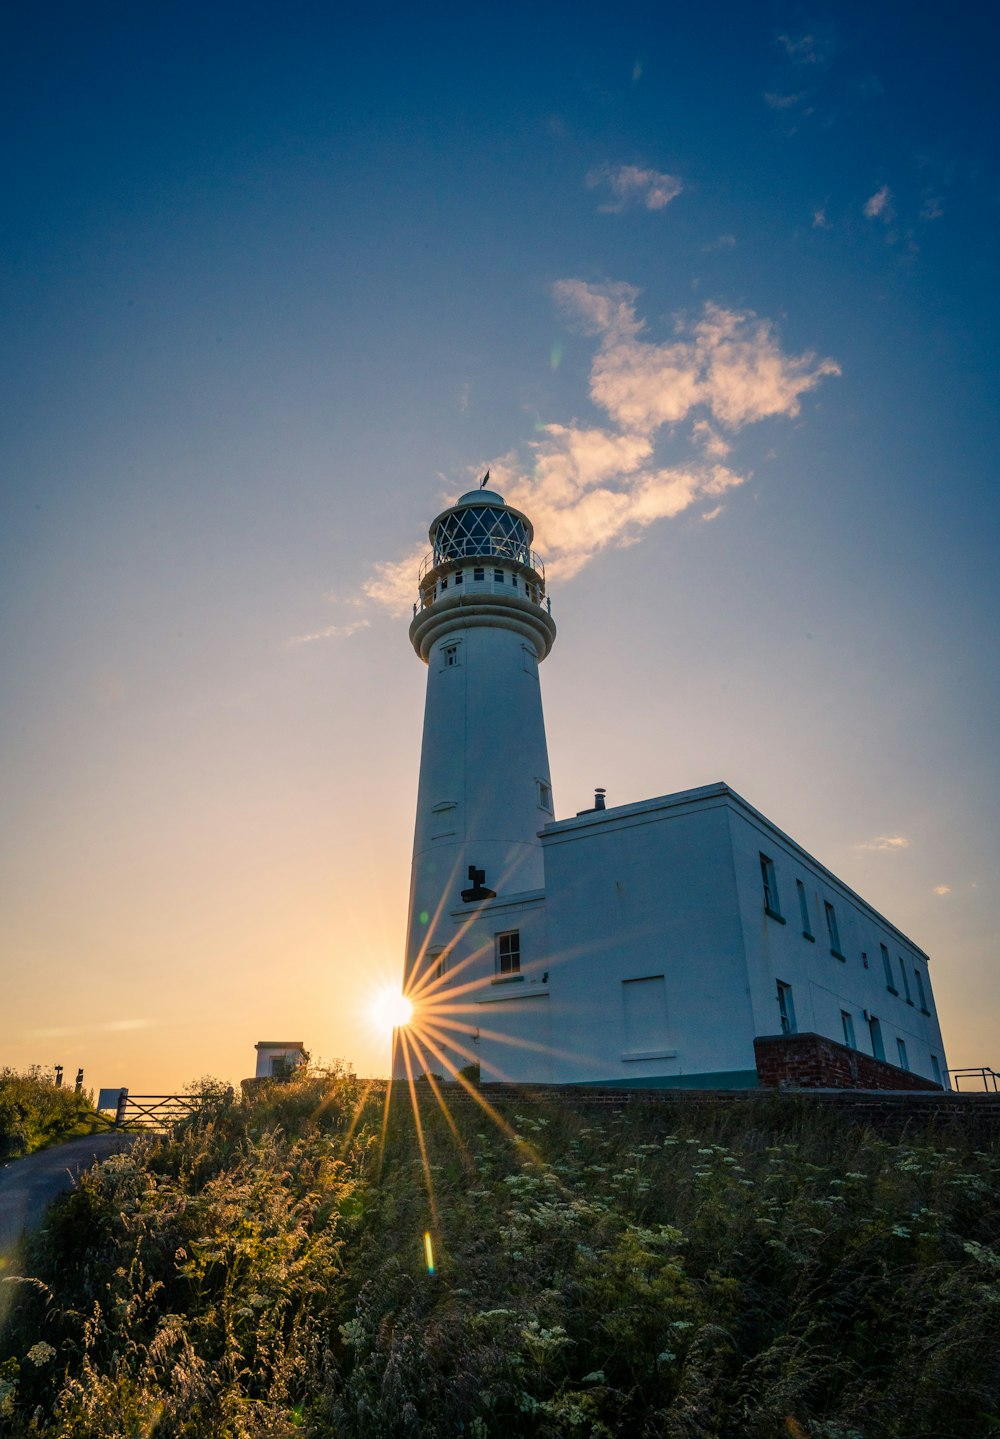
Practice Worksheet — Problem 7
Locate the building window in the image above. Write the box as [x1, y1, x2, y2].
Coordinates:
[442, 644, 460, 668]
[861, 950, 869, 969]
[776, 981, 796, 1035]
[881, 943, 897, 994]
[428, 948, 446, 980]
[931, 1053, 942, 1087]
[496, 930, 520, 975]
[440, 576, 448, 590]
[869, 1016, 885, 1062]
[825, 902, 844, 959]
[454, 569, 463, 584]
[622, 975, 669, 1055]
[537, 779, 553, 812]
[896, 1037, 909, 1071]
[760, 854, 784, 921]
[473, 567, 485, 581]
[841, 1011, 857, 1049]
[494, 568, 504, 583]
[522, 645, 539, 677]
[914, 967, 930, 1014]
[796, 879, 814, 940]
[510, 576, 518, 590]
[897, 956, 913, 1005]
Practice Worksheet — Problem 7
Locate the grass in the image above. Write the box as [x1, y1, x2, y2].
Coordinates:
[0, 1070, 998, 1437]
[0, 1070, 104, 1160]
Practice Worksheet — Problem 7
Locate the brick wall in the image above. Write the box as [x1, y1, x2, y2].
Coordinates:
[754, 1031, 941, 1092]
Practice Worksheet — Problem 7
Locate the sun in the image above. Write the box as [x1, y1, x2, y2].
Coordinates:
[370, 988, 414, 1034]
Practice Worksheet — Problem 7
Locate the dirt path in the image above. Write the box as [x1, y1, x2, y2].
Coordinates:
[0, 1133, 136, 1255]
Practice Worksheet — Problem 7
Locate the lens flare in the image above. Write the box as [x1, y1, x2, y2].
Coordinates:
[424, 1230, 435, 1275]
[371, 989, 413, 1033]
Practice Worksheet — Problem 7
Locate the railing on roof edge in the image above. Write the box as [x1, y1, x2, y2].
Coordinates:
[418, 542, 546, 584]
[948, 1067, 1000, 1092]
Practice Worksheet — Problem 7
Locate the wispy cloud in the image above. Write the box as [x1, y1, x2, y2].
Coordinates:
[363, 282, 838, 608]
[702, 233, 737, 253]
[812, 206, 830, 229]
[764, 91, 804, 110]
[856, 835, 911, 852]
[776, 30, 837, 66]
[864, 184, 893, 221]
[920, 194, 944, 221]
[288, 618, 371, 645]
[587, 164, 683, 213]
[933, 884, 952, 896]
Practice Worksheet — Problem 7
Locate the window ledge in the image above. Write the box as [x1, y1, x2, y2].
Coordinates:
[802, 931, 815, 943]
[921, 1007, 931, 1016]
[906, 998, 914, 1006]
[764, 907, 786, 924]
[621, 1049, 678, 1062]
[491, 974, 524, 985]
[887, 986, 899, 996]
[830, 949, 846, 962]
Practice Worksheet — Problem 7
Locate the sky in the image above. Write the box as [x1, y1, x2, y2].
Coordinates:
[1, 0, 998, 1092]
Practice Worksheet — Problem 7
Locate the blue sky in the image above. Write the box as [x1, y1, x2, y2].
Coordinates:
[1, 1, 997, 1088]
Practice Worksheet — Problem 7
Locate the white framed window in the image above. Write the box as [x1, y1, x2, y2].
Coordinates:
[897, 956, 913, 1005]
[796, 879, 814, 940]
[760, 854, 783, 920]
[441, 643, 460, 669]
[869, 1016, 885, 1061]
[825, 902, 844, 959]
[914, 967, 929, 1014]
[776, 981, 796, 1035]
[454, 569, 464, 584]
[496, 930, 520, 975]
[536, 778, 553, 812]
[931, 1054, 942, 1086]
[428, 948, 446, 980]
[841, 1011, 856, 1049]
[494, 568, 504, 583]
[881, 943, 897, 993]
[473, 567, 485, 581]
[896, 1037, 909, 1071]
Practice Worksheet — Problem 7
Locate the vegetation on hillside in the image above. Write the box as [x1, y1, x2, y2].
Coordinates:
[1, 1070, 998, 1437]
[0, 1070, 103, 1160]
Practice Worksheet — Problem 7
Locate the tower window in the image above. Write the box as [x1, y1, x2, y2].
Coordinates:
[442, 644, 460, 668]
[760, 854, 783, 920]
[776, 981, 796, 1034]
[473, 567, 485, 581]
[841, 1011, 856, 1049]
[454, 569, 463, 584]
[796, 879, 814, 940]
[537, 779, 552, 812]
[494, 568, 504, 583]
[825, 902, 844, 959]
[440, 576, 448, 590]
[496, 930, 520, 975]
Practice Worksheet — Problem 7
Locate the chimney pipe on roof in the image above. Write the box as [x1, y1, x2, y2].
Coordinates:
[594, 787, 606, 811]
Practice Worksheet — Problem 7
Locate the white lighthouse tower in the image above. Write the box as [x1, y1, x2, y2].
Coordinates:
[396, 486, 556, 1079]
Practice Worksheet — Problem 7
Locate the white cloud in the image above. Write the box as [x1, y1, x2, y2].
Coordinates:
[556, 281, 839, 436]
[702, 233, 737, 252]
[920, 195, 944, 221]
[776, 31, 836, 65]
[812, 207, 830, 229]
[764, 91, 804, 110]
[364, 282, 838, 608]
[933, 884, 952, 896]
[288, 618, 372, 645]
[856, 835, 911, 852]
[587, 164, 683, 214]
[864, 185, 893, 221]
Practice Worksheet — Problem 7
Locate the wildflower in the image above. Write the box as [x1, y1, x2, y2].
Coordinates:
[27, 1343, 56, 1367]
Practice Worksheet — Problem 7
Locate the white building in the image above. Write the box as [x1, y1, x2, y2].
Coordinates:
[396, 489, 949, 1091]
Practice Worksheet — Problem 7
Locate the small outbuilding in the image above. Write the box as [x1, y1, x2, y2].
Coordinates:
[254, 1041, 307, 1079]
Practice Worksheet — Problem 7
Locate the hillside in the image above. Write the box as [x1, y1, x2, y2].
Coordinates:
[1, 1071, 998, 1438]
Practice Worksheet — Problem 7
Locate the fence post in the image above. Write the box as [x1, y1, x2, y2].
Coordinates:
[115, 1089, 129, 1128]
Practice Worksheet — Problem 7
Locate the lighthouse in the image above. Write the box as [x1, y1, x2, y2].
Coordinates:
[396, 487, 556, 1079]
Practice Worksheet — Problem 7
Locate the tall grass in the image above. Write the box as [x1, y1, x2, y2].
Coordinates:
[1, 1074, 997, 1437]
[0, 1070, 102, 1159]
